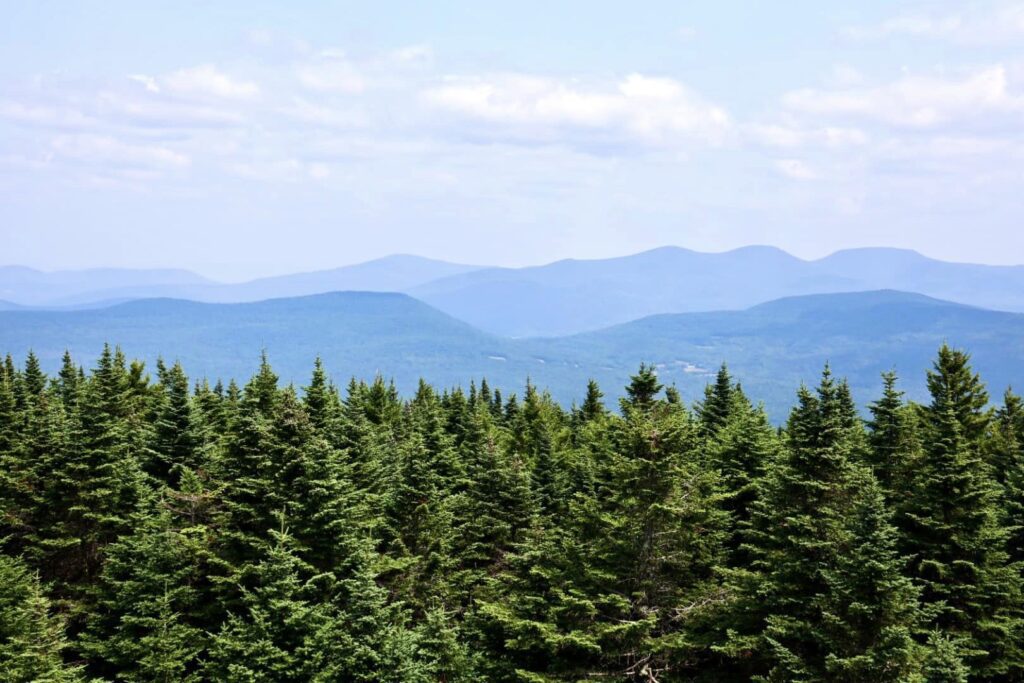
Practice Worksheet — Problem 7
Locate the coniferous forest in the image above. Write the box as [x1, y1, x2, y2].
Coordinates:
[3, 343, 1024, 682]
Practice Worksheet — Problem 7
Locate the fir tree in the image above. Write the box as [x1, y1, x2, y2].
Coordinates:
[148, 360, 197, 484]
[994, 389, 1024, 564]
[867, 371, 921, 507]
[734, 369, 922, 681]
[580, 379, 605, 422]
[0, 554, 84, 682]
[622, 362, 662, 412]
[22, 351, 46, 399]
[903, 347, 1023, 678]
[82, 501, 215, 682]
[697, 363, 736, 437]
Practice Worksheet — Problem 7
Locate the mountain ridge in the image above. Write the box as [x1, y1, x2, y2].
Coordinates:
[6, 247, 1024, 338]
[3, 288, 1022, 421]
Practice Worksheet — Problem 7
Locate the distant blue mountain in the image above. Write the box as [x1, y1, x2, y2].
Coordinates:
[1, 255, 482, 307]
[411, 246, 1024, 336]
[0, 266, 213, 307]
[2, 289, 1021, 421]
[7, 248, 1024, 337]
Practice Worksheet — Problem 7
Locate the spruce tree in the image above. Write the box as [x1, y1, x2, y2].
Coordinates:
[204, 524, 328, 682]
[994, 389, 1024, 565]
[35, 345, 148, 603]
[903, 346, 1023, 678]
[579, 379, 605, 422]
[697, 362, 736, 437]
[706, 393, 779, 566]
[55, 350, 81, 408]
[22, 351, 46, 399]
[148, 360, 197, 485]
[81, 493, 217, 682]
[0, 554, 84, 682]
[622, 362, 662, 412]
[867, 371, 921, 510]
[482, 366, 729, 680]
[733, 369, 922, 681]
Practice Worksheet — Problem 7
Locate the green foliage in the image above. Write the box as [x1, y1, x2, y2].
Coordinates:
[0, 554, 83, 682]
[902, 346, 1024, 678]
[2, 345, 1024, 681]
[727, 368, 923, 681]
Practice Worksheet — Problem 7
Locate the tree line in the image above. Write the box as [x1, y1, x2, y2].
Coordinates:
[1, 344, 1023, 681]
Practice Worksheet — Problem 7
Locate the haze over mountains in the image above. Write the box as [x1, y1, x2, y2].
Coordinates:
[413, 246, 1024, 336]
[5, 246, 1024, 336]
[4, 244, 1023, 418]
[0, 255, 479, 308]
[2, 289, 1022, 421]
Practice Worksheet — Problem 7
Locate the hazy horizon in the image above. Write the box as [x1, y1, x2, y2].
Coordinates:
[4, 1, 1024, 279]
[4, 242, 1024, 284]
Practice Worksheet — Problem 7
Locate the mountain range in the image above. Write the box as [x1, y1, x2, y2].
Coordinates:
[6, 246, 1024, 337]
[412, 246, 1024, 336]
[0, 255, 479, 309]
[2, 289, 1022, 421]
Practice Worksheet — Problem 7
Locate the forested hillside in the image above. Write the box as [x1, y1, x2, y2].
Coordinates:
[411, 246, 1024, 336]
[2, 344, 1023, 681]
[3, 289, 1024, 422]
[8, 248, 1024, 329]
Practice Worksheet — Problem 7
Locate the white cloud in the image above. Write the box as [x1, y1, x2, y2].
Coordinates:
[163, 65, 259, 99]
[246, 28, 274, 46]
[128, 74, 160, 93]
[50, 134, 190, 169]
[845, 3, 1024, 45]
[308, 162, 331, 179]
[390, 44, 434, 66]
[97, 91, 246, 129]
[775, 158, 817, 180]
[782, 65, 1024, 127]
[0, 101, 97, 129]
[297, 53, 365, 93]
[747, 123, 868, 148]
[827, 65, 865, 88]
[280, 98, 366, 128]
[422, 72, 730, 146]
[225, 158, 331, 183]
[877, 135, 1020, 160]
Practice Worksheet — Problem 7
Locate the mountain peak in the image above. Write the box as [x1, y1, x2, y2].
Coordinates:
[820, 247, 927, 263]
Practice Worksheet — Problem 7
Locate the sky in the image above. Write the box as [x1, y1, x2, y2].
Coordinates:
[2, 1, 1023, 281]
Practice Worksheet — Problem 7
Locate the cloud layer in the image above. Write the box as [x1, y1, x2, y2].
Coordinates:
[2, 3, 1024, 275]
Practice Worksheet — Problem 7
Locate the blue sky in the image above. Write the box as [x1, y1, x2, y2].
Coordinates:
[2, 1, 1023, 280]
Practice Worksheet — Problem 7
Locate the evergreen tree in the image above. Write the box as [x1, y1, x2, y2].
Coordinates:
[417, 602, 478, 682]
[82, 492, 217, 682]
[55, 350, 81, 408]
[922, 632, 969, 683]
[697, 363, 736, 437]
[706, 394, 779, 566]
[22, 351, 46, 399]
[732, 369, 922, 681]
[579, 379, 605, 422]
[3, 344, 1024, 681]
[902, 346, 1023, 678]
[0, 554, 84, 682]
[33, 345, 148, 604]
[622, 362, 662, 412]
[483, 367, 729, 680]
[148, 360, 197, 485]
[867, 371, 921, 508]
[204, 525, 328, 682]
[994, 389, 1024, 565]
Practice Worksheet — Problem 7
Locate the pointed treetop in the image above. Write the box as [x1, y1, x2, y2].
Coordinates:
[580, 379, 606, 421]
[623, 362, 662, 412]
